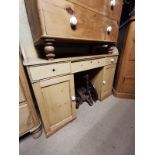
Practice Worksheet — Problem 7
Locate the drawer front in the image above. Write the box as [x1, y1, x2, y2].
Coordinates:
[29, 62, 71, 81]
[69, 0, 123, 21]
[42, 0, 107, 41]
[71, 58, 106, 73]
[105, 56, 118, 65]
[68, 0, 107, 15]
[19, 103, 34, 136]
[105, 0, 123, 21]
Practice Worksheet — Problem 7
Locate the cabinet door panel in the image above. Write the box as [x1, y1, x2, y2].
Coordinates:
[101, 64, 116, 99]
[19, 104, 34, 135]
[19, 79, 26, 103]
[42, 81, 72, 126]
[19, 56, 40, 137]
[33, 75, 76, 137]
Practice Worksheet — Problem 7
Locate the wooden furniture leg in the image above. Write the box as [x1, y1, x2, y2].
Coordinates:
[31, 126, 42, 139]
[44, 42, 55, 59]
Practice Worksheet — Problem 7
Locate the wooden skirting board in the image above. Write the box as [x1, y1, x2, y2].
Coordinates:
[113, 88, 135, 99]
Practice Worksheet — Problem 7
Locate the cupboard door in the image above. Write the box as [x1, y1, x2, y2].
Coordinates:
[19, 79, 26, 103]
[32, 75, 76, 137]
[101, 64, 116, 100]
[19, 56, 41, 137]
[19, 104, 34, 135]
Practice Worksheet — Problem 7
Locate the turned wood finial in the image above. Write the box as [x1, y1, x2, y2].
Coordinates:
[44, 42, 55, 59]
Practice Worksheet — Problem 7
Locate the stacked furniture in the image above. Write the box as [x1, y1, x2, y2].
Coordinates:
[25, 0, 123, 59]
[20, 0, 123, 137]
[113, 16, 135, 98]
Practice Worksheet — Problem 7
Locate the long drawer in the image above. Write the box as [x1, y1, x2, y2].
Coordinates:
[29, 62, 71, 81]
[41, 0, 118, 42]
[68, 0, 123, 21]
[71, 58, 107, 73]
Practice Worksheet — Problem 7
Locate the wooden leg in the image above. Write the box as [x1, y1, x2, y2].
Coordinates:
[31, 126, 42, 139]
[44, 42, 55, 59]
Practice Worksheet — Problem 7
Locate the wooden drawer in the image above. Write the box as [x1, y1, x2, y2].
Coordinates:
[29, 62, 71, 81]
[71, 58, 106, 73]
[19, 103, 34, 136]
[68, 0, 107, 15]
[105, 0, 123, 22]
[105, 56, 118, 65]
[69, 0, 123, 21]
[40, 0, 108, 41]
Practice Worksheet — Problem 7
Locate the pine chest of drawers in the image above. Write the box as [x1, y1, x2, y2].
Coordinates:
[25, 0, 123, 58]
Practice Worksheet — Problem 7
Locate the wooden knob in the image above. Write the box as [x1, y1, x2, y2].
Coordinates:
[44, 45, 55, 54]
[44, 42, 55, 59]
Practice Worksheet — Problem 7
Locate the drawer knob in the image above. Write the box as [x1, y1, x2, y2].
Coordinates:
[107, 26, 112, 33]
[110, 58, 114, 62]
[70, 16, 78, 27]
[102, 80, 106, 85]
[71, 96, 76, 101]
[52, 68, 55, 72]
[110, 0, 116, 7]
